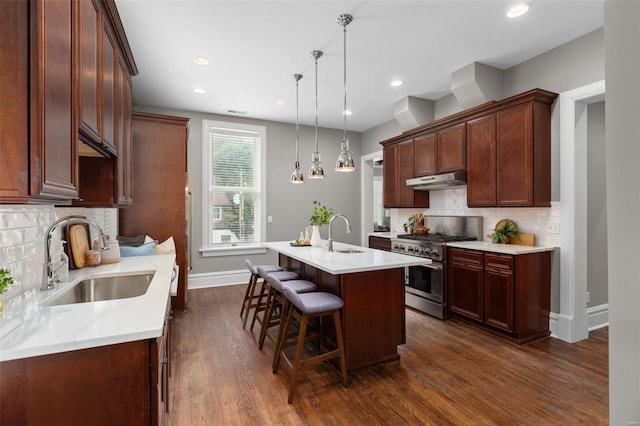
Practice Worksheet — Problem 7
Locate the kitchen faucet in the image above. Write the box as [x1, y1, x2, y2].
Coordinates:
[41, 215, 109, 291]
[328, 214, 352, 252]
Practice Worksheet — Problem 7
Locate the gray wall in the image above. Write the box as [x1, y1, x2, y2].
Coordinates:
[134, 105, 361, 274]
[604, 1, 640, 421]
[586, 101, 608, 307]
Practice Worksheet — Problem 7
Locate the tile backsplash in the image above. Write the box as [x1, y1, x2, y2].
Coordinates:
[0, 205, 116, 303]
[389, 186, 561, 247]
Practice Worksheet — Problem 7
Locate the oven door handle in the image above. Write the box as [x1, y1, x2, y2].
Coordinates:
[418, 262, 442, 271]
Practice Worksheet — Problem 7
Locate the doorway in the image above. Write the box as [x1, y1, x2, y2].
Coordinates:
[360, 151, 386, 245]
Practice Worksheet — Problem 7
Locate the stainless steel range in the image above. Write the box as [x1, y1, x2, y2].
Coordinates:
[392, 216, 482, 319]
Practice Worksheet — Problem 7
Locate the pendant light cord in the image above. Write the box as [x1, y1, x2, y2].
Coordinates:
[295, 75, 300, 163]
[343, 24, 348, 143]
[314, 54, 319, 153]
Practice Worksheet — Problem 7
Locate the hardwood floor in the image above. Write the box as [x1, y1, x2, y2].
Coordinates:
[168, 285, 608, 425]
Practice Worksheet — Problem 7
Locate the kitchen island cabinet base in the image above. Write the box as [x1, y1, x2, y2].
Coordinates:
[280, 255, 406, 371]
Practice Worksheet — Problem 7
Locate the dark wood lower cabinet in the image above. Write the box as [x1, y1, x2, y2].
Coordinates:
[0, 299, 172, 426]
[448, 258, 483, 322]
[447, 247, 551, 344]
[368, 235, 392, 251]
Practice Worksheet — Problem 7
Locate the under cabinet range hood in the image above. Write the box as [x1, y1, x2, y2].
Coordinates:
[406, 171, 466, 191]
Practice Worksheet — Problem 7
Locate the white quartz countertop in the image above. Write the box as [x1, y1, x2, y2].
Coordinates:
[263, 241, 430, 274]
[446, 241, 556, 255]
[0, 254, 175, 362]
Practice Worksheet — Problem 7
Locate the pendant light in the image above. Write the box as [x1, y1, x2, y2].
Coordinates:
[290, 73, 304, 184]
[308, 50, 325, 179]
[335, 13, 355, 173]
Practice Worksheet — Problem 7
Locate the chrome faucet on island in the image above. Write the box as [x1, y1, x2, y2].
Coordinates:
[328, 214, 352, 252]
[41, 215, 109, 291]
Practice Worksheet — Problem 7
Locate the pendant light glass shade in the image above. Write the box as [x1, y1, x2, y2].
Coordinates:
[309, 50, 325, 179]
[290, 74, 304, 184]
[335, 13, 355, 173]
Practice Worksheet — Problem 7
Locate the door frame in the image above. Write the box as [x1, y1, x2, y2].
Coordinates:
[558, 79, 605, 343]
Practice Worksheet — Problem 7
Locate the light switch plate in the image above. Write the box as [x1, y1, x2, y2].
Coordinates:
[547, 223, 560, 234]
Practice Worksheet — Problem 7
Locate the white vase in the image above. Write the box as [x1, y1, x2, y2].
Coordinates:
[310, 225, 322, 246]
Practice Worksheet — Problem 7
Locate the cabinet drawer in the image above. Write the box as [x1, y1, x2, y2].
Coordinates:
[485, 253, 513, 271]
[369, 236, 392, 251]
[448, 248, 483, 265]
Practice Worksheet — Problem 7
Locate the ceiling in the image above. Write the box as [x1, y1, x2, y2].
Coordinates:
[115, 0, 604, 132]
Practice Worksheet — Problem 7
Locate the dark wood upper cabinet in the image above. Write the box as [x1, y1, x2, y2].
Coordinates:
[383, 140, 429, 208]
[0, 0, 78, 204]
[414, 133, 437, 176]
[1, 0, 137, 206]
[414, 123, 466, 177]
[382, 144, 397, 208]
[467, 91, 556, 207]
[437, 122, 466, 173]
[397, 140, 415, 207]
[78, 0, 101, 144]
[77, 0, 117, 157]
[75, 0, 137, 207]
[382, 89, 556, 209]
[466, 114, 497, 206]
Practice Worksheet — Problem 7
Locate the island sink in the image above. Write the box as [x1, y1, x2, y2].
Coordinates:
[335, 249, 364, 254]
[42, 272, 155, 306]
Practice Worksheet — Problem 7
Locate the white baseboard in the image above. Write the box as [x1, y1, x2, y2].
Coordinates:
[587, 303, 609, 331]
[549, 304, 609, 340]
[188, 270, 249, 289]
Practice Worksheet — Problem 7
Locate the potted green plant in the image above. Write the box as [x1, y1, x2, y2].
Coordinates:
[0, 268, 14, 315]
[492, 220, 520, 244]
[403, 216, 415, 233]
[309, 201, 334, 246]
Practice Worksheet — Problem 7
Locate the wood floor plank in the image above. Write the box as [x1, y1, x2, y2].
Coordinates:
[168, 285, 608, 425]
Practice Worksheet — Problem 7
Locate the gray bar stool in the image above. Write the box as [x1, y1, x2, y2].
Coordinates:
[274, 287, 348, 403]
[241, 260, 282, 329]
[259, 275, 317, 351]
[250, 267, 299, 332]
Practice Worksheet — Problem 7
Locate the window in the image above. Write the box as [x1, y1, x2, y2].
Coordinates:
[201, 120, 266, 256]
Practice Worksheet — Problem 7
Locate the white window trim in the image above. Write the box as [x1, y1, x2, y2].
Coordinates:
[200, 119, 267, 256]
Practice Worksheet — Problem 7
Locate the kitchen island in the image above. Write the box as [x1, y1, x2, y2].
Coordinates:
[263, 241, 430, 370]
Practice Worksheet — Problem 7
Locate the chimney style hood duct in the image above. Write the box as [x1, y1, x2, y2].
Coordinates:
[406, 171, 466, 191]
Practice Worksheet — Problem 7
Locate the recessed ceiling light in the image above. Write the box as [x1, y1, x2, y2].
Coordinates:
[343, 110, 352, 116]
[276, 100, 287, 106]
[390, 80, 404, 87]
[193, 88, 206, 94]
[194, 56, 209, 65]
[507, 4, 530, 18]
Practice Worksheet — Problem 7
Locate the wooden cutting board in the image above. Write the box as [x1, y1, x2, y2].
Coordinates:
[68, 224, 89, 268]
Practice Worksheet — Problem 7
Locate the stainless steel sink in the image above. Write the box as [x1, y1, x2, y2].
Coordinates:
[335, 249, 364, 254]
[42, 272, 155, 306]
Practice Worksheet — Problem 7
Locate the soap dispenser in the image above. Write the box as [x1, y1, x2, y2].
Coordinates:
[53, 241, 69, 283]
